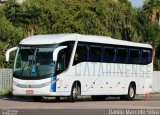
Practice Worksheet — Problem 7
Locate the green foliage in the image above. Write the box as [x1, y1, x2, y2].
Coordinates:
[4, 0, 42, 36]
[0, 89, 12, 97]
[37, 0, 137, 40]
[0, 0, 160, 69]
[0, 5, 25, 68]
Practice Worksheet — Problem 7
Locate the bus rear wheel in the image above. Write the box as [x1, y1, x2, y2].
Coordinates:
[69, 83, 81, 102]
[120, 84, 136, 101]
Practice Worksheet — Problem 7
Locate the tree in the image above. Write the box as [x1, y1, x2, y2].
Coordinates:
[141, 0, 160, 70]
[143, 0, 160, 24]
[1, 0, 160, 70]
[0, 6, 25, 68]
[4, 0, 42, 36]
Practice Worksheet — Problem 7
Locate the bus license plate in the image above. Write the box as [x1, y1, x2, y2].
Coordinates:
[26, 90, 34, 94]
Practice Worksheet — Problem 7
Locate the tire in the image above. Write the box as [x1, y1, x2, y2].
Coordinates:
[69, 83, 81, 102]
[120, 84, 136, 101]
[91, 96, 106, 101]
[127, 84, 136, 100]
[32, 96, 43, 102]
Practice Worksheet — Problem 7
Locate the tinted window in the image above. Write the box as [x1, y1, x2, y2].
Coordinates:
[73, 44, 88, 65]
[116, 48, 127, 63]
[90, 46, 102, 62]
[56, 49, 66, 74]
[128, 49, 140, 64]
[56, 41, 75, 74]
[103, 47, 115, 63]
[65, 42, 75, 67]
[140, 49, 152, 64]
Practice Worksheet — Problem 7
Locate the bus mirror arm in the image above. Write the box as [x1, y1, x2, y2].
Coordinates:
[5, 47, 18, 62]
[53, 46, 67, 61]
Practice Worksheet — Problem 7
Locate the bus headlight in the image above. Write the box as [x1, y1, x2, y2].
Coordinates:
[51, 78, 59, 85]
[43, 81, 51, 86]
[43, 79, 59, 87]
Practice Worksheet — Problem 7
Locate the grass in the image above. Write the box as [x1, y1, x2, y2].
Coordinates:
[0, 89, 12, 97]
[150, 92, 160, 96]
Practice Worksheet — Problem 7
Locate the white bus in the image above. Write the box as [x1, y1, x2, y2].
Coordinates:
[6, 34, 153, 102]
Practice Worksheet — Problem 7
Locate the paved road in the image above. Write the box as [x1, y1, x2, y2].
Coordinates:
[0, 95, 160, 109]
[0, 95, 160, 115]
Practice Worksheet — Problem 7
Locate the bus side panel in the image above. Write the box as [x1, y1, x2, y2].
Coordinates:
[64, 62, 153, 96]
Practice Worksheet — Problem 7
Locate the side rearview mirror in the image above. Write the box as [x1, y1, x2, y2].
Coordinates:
[53, 46, 67, 61]
[5, 47, 18, 62]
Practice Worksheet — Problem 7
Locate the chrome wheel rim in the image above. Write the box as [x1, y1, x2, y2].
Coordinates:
[73, 87, 77, 99]
[129, 87, 134, 98]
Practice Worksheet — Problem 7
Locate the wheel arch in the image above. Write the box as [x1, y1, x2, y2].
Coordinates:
[129, 81, 136, 94]
[73, 81, 81, 88]
[71, 80, 81, 93]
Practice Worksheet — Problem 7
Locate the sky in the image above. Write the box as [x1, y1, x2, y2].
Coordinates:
[128, 0, 145, 8]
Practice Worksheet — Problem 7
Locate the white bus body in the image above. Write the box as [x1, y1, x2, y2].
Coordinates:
[6, 34, 153, 101]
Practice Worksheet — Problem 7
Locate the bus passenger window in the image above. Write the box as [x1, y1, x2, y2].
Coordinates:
[116, 48, 127, 63]
[103, 48, 115, 63]
[90, 46, 102, 62]
[73, 45, 88, 65]
[128, 49, 140, 64]
[140, 49, 151, 64]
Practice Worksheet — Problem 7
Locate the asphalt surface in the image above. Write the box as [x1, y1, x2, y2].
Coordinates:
[0, 95, 160, 115]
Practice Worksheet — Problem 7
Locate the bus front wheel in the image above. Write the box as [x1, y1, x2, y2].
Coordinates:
[69, 83, 81, 102]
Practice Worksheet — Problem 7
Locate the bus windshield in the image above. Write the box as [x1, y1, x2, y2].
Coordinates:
[13, 45, 58, 79]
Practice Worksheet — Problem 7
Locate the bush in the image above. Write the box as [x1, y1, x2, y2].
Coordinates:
[0, 89, 12, 97]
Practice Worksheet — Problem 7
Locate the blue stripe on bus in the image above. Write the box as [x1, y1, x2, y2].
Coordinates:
[51, 76, 56, 92]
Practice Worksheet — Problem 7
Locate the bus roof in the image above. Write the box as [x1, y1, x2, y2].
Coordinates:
[20, 34, 152, 48]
